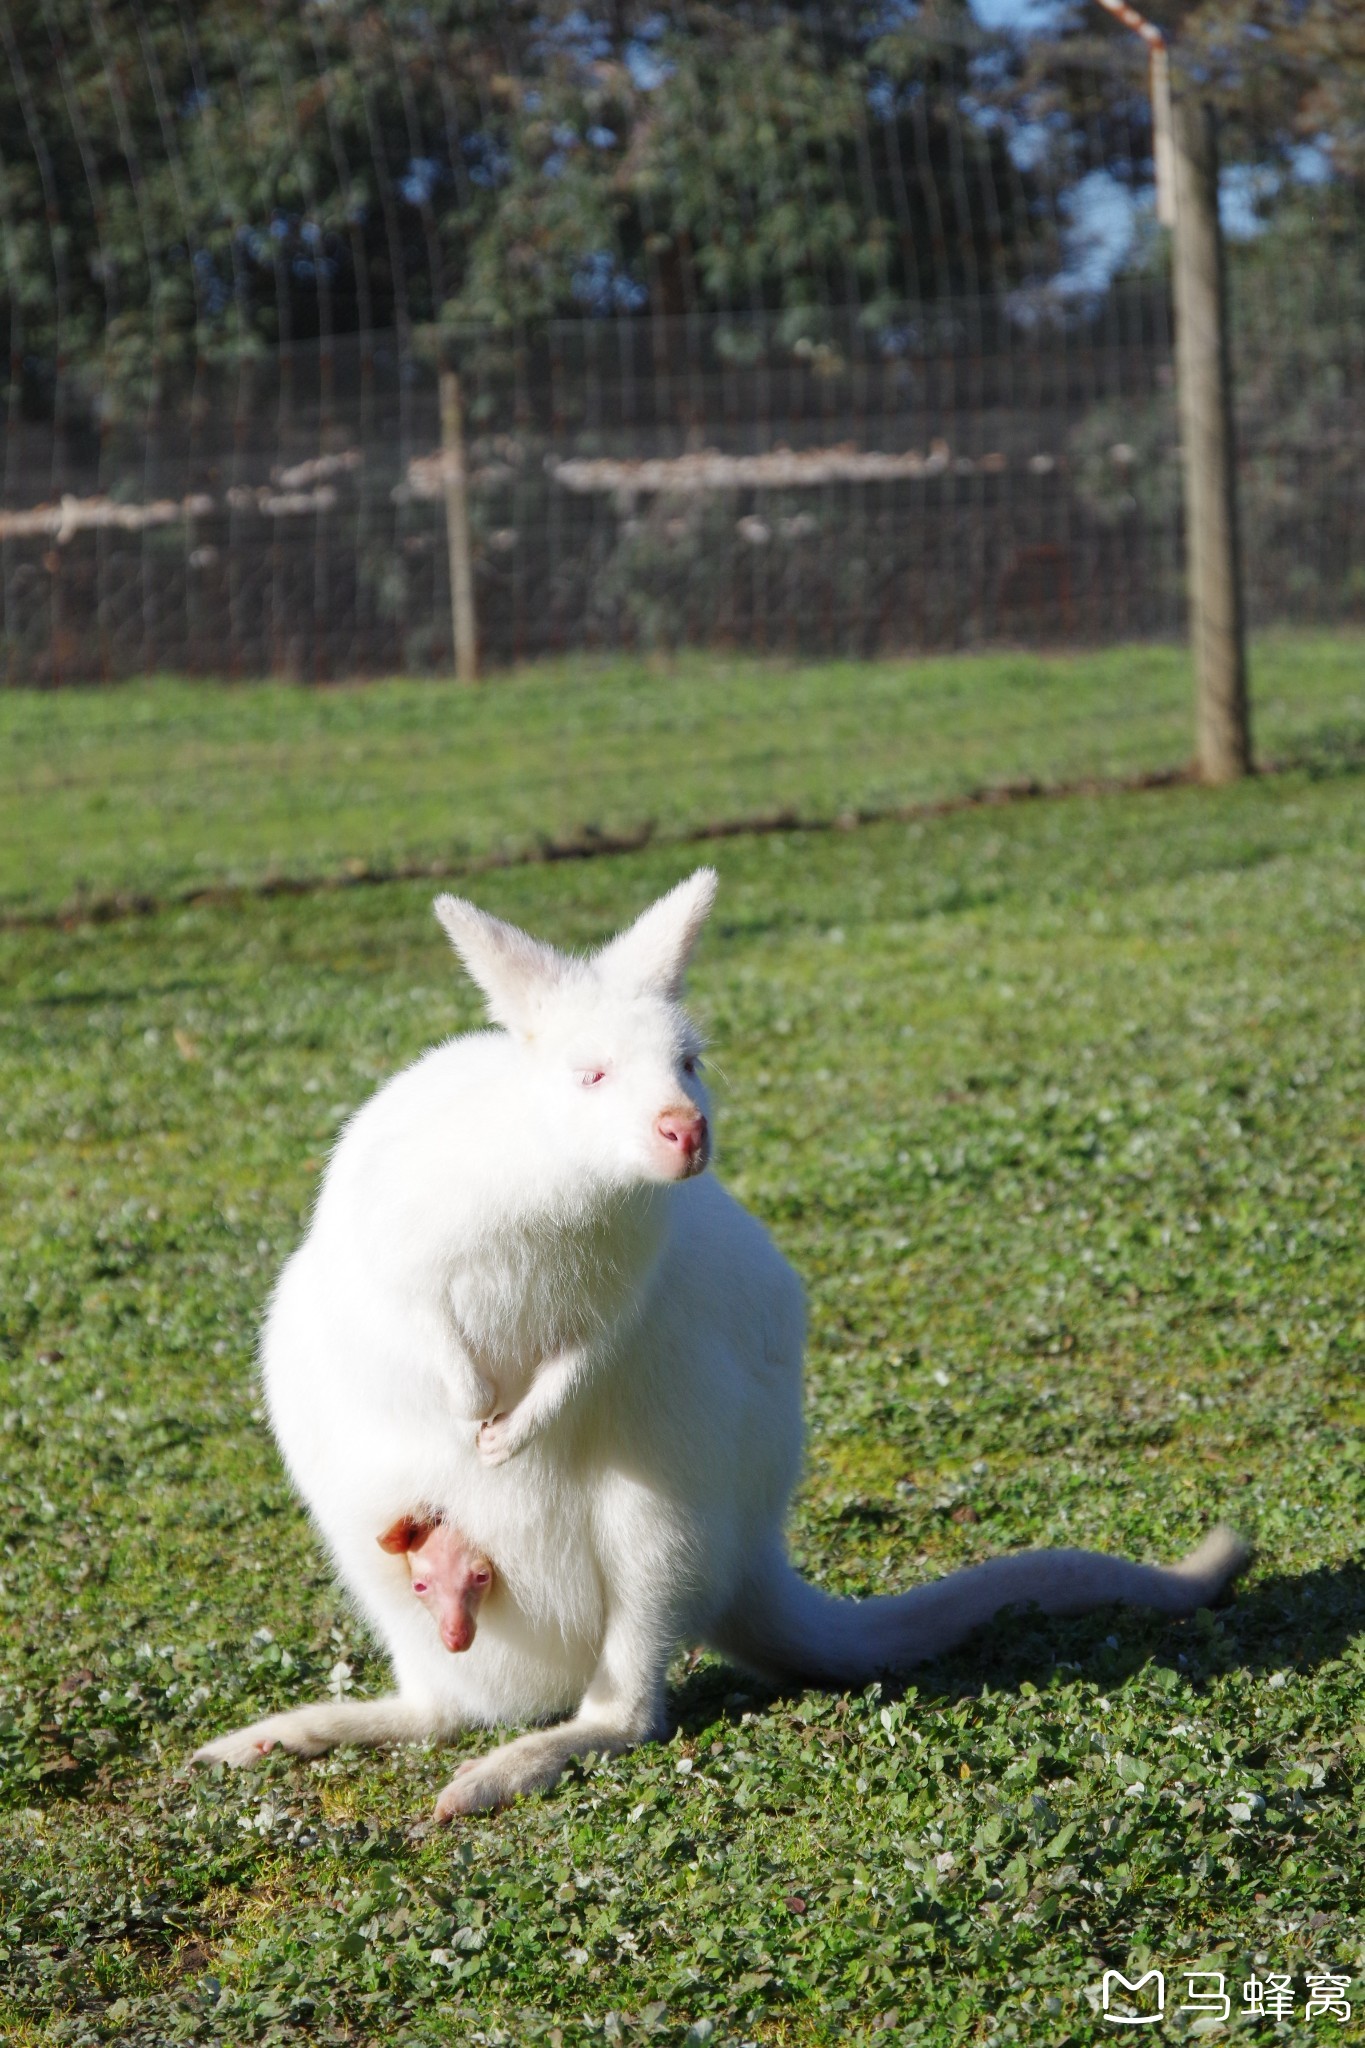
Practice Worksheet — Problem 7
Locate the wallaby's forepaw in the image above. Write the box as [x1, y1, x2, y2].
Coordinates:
[477, 1412, 526, 1466]
[193, 1729, 277, 1768]
[193, 1713, 330, 1767]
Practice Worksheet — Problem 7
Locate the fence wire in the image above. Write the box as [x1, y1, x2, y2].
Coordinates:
[0, 4, 1360, 682]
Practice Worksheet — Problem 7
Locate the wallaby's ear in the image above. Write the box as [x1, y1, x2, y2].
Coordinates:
[595, 867, 718, 999]
[434, 895, 566, 1035]
[377, 1515, 432, 1555]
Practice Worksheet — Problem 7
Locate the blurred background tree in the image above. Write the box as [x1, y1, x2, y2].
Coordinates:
[0, 0, 1058, 415]
[0, 0, 1359, 420]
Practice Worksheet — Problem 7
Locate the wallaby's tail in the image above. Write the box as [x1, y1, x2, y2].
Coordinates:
[707, 1527, 1250, 1688]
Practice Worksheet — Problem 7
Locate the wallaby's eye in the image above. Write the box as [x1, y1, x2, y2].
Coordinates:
[683, 1055, 702, 1076]
[411, 1579, 429, 1595]
[578, 1068, 607, 1088]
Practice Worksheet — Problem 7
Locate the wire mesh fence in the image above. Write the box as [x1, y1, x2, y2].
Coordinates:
[0, 4, 1360, 683]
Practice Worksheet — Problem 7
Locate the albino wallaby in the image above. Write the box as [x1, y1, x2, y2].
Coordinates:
[378, 1516, 495, 1655]
[194, 869, 1248, 1815]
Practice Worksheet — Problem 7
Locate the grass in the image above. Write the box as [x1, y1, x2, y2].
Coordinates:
[2, 644, 1364, 2045]
[4, 632, 1364, 920]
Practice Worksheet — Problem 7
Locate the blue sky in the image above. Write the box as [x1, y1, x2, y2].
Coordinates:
[969, 0, 1070, 27]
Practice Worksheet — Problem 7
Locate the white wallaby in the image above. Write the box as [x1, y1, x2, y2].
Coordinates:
[194, 869, 1248, 1815]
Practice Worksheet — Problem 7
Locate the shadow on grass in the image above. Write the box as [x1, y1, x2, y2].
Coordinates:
[668, 1557, 1365, 1737]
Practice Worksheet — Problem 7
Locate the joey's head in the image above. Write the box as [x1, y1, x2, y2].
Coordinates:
[378, 1516, 494, 1654]
[433, 869, 717, 1192]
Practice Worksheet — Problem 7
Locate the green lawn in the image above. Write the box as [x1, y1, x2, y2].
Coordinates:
[4, 632, 1363, 919]
[2, 653, 1364, 2046]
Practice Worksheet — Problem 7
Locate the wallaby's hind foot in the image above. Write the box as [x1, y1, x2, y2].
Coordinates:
[431, 1718, 644, 1820]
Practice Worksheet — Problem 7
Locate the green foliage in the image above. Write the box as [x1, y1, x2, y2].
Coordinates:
[1155, 0, 1365, 179]
[587, 495, 745, 650]
[0, 0, 1042, 418]
[0, 0, 1361, 448]
[1226, 204, 1365, 615]
[1067, 399, 1179, 534]
[2, 649, 1365, 2041]
[1016, 0, 1365, 187]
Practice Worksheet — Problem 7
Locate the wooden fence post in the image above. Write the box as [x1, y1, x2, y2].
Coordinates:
[1170, 87, 1251, 782]
[439, 367, 478, 683]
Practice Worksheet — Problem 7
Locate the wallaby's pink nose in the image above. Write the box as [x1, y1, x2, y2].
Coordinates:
[656, 1108, 708, 1168]
[440, 1611, 476, 1653]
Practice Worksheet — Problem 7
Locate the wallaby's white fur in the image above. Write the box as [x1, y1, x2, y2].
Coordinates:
[194, 870, 1249, 1815]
